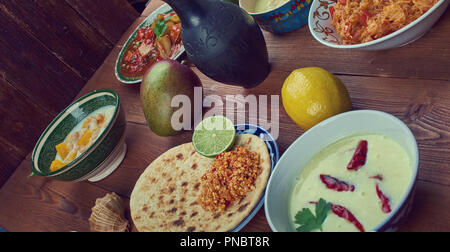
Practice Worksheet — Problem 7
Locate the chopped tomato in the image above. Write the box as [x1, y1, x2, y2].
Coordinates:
[170, 23, 182, 44]
[145, 29, 156, 41]
[136, 28, 145, 40]
[124, 51, 133, 62]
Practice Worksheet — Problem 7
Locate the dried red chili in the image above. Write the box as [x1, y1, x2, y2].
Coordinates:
[369, 174, 384, 181]
[320, 174, 355, 192]
[309, 201, 365, 232]
[331, 203, 365, 232]
[376, 183, 392, 214]
[347, 140, 368, 171]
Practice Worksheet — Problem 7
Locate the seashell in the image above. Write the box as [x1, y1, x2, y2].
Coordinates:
[89, 192, 129, 232]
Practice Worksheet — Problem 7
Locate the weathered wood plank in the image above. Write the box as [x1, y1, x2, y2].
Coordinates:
[0, 139, 25, 188]
[65, 0, 139, 44]
[0, 8, 85, 115]
[0, 78, 54, 187]
[0, 79, 54, 156]
[0, 156, 110, 232]
[0, 0, 113, 81]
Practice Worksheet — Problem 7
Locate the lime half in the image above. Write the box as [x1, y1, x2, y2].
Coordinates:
[192, 116, 236, 158]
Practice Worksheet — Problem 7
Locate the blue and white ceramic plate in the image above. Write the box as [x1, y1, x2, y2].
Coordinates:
[231, 124, 279, 232]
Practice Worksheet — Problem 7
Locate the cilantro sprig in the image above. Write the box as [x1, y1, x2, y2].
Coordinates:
[153, 20, 167, 38]
[294, 198, 332, 232]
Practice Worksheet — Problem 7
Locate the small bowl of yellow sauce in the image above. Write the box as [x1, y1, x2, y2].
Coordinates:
[31, 89, 127, 182]
[265, 110, 419, 232]
[240, 0, 313, 34]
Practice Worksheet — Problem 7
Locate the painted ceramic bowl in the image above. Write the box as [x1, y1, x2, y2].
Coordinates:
[240, 0, 313, 34]
[308, 0, 449, 50]
[265, 110, 419, 232]
[115, 4, 185, 84]
[232, 123, 279, 232]
[31, 89, 127, 182]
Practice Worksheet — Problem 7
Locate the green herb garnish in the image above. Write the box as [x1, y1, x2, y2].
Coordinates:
[154, 20, 167, 38]
[294, 198, 332, 232]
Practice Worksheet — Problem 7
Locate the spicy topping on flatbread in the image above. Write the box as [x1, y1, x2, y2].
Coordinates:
[198, 147, 261, 212]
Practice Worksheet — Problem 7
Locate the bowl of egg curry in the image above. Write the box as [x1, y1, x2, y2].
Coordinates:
[31, 89, 127, 182]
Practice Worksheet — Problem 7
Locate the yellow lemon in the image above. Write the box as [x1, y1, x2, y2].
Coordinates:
[281, 67, 352, 131]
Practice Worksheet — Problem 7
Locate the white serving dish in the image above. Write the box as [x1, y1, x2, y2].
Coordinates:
[264, 110, 419, 232]
[308, 0, 449, 50]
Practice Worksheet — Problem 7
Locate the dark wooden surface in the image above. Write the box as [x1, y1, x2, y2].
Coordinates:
[0, 1, 449, 232]
[0, 0, 139, 187]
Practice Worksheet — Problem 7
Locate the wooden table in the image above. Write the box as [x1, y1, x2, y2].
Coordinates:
[0, 1, 449, 232]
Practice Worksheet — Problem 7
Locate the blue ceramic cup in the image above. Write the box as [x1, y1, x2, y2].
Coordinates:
[240, 0, 312, 34]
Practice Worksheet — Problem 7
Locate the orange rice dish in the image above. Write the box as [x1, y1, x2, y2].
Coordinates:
[331, 0, 439, 44]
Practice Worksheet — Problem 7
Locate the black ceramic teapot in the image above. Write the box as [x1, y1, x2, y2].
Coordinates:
[163, 0, 270, 88]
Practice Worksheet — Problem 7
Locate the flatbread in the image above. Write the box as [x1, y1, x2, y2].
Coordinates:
[130, 134, 271, 232]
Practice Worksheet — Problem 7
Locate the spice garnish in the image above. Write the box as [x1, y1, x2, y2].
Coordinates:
[369, 174, 384, 181]
[308, 200, 365, 232]
[320, 174, 355, 192]
[198, 147, 260, 212]
[331, 203, 365, 232]
[376, 183, 392, 214]
[347, 140, 368, 171]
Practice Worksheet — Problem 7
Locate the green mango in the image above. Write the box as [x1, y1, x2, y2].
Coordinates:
[140, 60, 202, 136]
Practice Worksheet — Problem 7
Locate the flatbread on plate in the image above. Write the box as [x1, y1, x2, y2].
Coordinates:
[130, 134, 271, 232]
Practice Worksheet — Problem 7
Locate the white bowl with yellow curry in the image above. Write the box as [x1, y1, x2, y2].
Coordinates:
[265, 110, 419, 232]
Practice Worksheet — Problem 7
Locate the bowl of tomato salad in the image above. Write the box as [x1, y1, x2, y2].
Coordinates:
[265, 110, 419, 232]
[115, 4, 185, 84]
